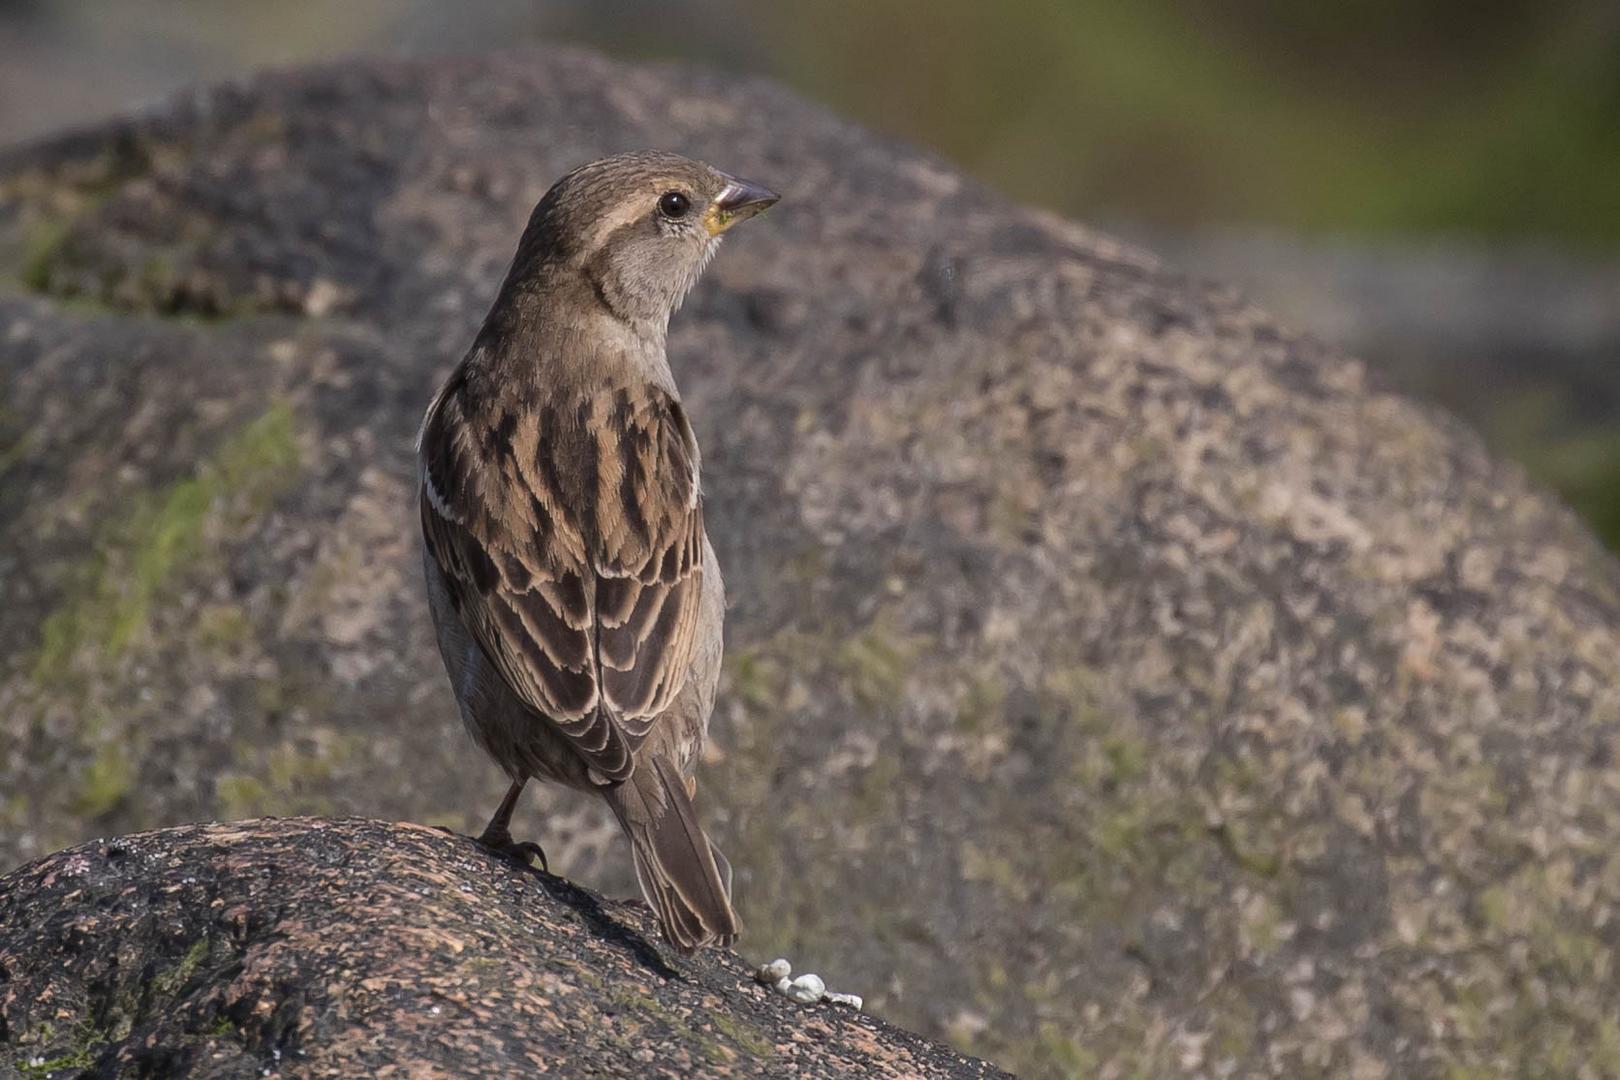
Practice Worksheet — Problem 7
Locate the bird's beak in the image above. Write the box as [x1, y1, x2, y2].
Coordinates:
[704, 175, 780, 236]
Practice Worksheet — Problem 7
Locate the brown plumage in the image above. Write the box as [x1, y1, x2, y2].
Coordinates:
[417, 151, 777, 952]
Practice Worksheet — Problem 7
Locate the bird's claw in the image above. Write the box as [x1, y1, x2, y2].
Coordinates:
[477, 831, 549, 873]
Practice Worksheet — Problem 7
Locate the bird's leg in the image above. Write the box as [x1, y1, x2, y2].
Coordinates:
[476, 777, 549, 872]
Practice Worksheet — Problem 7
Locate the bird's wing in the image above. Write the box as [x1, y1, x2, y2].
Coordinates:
[419, 375, 705, 783]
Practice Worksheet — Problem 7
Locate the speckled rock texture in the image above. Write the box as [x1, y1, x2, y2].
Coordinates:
[0, 818, 1004, 1078]
[3, 47, 1619, 1079]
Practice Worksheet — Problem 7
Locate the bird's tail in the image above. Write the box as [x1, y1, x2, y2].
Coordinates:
[602, 755, 740, 953]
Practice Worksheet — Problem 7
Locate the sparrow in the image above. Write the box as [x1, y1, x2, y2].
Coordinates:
[417, 151, 777, 952]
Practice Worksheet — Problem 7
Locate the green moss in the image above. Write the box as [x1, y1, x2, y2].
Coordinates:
[955, 668, 1006, 733]
[960, 840, 1027, 897]
[69, 743, 134, 819]
[1090, 799, 1152, 860]
[251, 675, 299, 717]
[138, 253, 177, 296]
[1594, 1018, 1620, 1076]
[723, 647, 788, 712]
[604, 988, 730, 1063]
[18, 218, 70, 293]
[1038, 665, 1106, 727]
[113, 482, 210, 651]
[11, 1015, 107, 1078]
[0, 791, 28, 829]
[1487, 862, 1608, 982]
[1031, 1023, 1099, 1079]
[707, 1011, 776, 1059]
[1099, 736, 1147, 784]
[568, 962, 606, 990]
[1201, 753, 1286, 878]
[731, 611, 925, 718]
[151, 937, 213, 998]
[1241, 891, 1286, 956]
[1074, 732, 1149, 792]
[1476, 883, 1511, 933]
[3, 138, 216, 318]
[834, 616, 925, 709]
[216, 732, 355, 819]
[215, 774, 270, 819]
[194, 603, 254, 653]
[19, 1047, 98, 1077]
[1205, 988, 1259, 1063]
[780, 542, 833, 586]
[264, 738, 347, 811]
[212, 404, 302, 510]
[690, 1033, 735, 1067]
[851, 750, 903, 821]
[0, 425, 34, 481]
[1208, 819, 1282, 879]
[31, 403, 300, 686]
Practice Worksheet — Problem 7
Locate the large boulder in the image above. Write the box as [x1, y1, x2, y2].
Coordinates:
[3, 46, 1619, 1078]
[0, 818, 1003, 1078]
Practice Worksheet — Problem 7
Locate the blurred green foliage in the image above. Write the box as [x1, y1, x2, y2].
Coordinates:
[9, 1, 1616, 244]
[778, 0, 1620, 246]
[562, 0, 1620, 248]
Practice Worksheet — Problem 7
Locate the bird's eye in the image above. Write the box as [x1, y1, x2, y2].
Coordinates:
[658, 191, 691, 219]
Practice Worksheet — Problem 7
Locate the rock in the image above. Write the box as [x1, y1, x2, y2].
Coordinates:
[0, 818, 1004, 1078]
[786, 974, 828, 1005]
[2, 45, 1620, 1078]
[756, 958, 793, 984]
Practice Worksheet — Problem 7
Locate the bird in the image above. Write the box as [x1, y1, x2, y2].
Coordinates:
[416, 150, 778, 953]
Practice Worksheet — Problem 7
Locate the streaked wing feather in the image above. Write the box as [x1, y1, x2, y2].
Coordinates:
[420, 374, 704, 782]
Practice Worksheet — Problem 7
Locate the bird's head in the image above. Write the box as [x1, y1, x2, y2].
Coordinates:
[513, 150, 779, 331]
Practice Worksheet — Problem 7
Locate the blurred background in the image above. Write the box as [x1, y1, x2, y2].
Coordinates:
[3, 0, 1618, 544]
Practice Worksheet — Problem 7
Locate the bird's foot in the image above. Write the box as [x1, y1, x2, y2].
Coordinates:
[476, 826, 549, 873]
